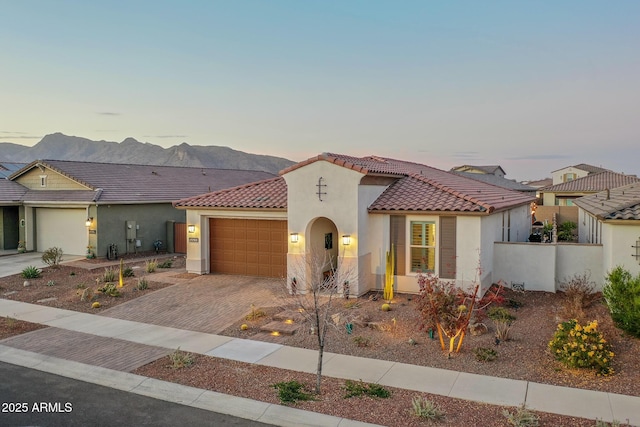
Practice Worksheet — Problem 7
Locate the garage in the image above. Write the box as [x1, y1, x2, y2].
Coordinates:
[36, 208, 87, 255]
[209, 218, 287, 278]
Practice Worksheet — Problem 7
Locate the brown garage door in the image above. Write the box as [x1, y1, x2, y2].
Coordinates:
[209, 218, 287, 278]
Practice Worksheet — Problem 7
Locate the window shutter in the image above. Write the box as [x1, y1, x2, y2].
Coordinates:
[439, 216, 456, 279]
[390, 215, 405, 276]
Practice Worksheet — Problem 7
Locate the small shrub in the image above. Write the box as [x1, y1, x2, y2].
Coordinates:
[122, 266, 135, 277]
[473, 347, 498, 362]
[76, 283, 87, 289]
[42, 247, 64, 268]
[158, 259, 173, 268]
[502, 405, 540, 427]
[411, 395, 445, 421]
[506, 298, 523, 310]
[21, 266, 41, 279]
[78, 287, 93, 302]
[548, 319, 614, 376]
[343, 301, 360, 309]
[168, 347, 194, 369]
[70, 271, 76, 276]
[343, 380, 390, 398]
[557, 221, 577, 242]
[91, 301, 101, 309]
[145, 259, 158, 273]
[97, 283, 121, 297]
[46, 280, 55, 287]
[381, 303, 391, 311]
[272, 380, 314, 404]
[135, 277, 149, 291]
[559, 272, 599, 320]
[594, 419, 627, 427]
[603, 266, 640, 338]
[103, 267, 116, 283]
[487, 307, 516, 341]
[353, 336, 370, 347]
[4, 316, 17, 329]
[245, 304, 265, 321]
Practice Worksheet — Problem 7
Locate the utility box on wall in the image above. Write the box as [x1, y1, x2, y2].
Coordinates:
[126, 221, 137, 240]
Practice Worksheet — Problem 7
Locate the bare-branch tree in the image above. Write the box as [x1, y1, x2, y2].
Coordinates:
[285, 245, 355, 394]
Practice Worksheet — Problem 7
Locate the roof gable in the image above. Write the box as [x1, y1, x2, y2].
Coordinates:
[551, 163, 610, 175]
[10, 160, 276, 203]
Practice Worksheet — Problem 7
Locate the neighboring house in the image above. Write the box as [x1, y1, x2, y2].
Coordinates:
[450, 165, 506, 178]
[0, 179, 27, 250]
[551, 164, 610, 186]
[540, 171, 640, 207]
[175, 153, 535, 296]
[450, 171, 537, 197]
[7, 160, 275, 256]
[574, 183, 640, 277]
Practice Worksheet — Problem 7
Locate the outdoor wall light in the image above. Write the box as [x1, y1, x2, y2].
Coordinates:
[342, 235, 351, 245]
[85, 217, 93, 227]
[290, 233, 299, 243]
[188, 224, 196, 233]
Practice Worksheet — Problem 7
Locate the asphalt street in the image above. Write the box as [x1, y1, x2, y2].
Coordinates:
[0, 362, 273, 427]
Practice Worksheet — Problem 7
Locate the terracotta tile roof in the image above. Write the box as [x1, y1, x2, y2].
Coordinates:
[574, 183, 640, 220]
[174, 177, 287, 209]
[541, 171, 640, 193]
[0, 179, 27, 203]
[369, 173, 534, 213]
[177, 153, 535, 213]
[279, 152, 432, 176]
[10, 160, 275, 203]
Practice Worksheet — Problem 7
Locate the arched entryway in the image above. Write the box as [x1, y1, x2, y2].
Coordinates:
[307, 217, 339, 285]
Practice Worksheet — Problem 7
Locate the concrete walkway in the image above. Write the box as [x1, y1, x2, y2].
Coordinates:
[0, 300, 638, 426]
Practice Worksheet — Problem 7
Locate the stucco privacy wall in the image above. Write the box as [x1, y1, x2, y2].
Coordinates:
[185, 209, 286, 274]
[602, 223, 640, 278]
[284, 161, 372, 295]
[493, 242, 604, 292]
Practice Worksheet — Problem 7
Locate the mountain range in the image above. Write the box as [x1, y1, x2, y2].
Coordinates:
[0, 133, 295, 174]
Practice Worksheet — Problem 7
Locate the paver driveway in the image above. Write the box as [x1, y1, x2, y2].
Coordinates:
[99, 274, 284, 334]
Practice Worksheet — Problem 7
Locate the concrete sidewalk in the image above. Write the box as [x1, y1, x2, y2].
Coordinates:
[1, 299, 639, 426]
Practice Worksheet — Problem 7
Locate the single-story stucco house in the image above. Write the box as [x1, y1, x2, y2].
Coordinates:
[6, 160, 275, 257]
[174, 153, 536, 296]
[574, 182, 640, 278]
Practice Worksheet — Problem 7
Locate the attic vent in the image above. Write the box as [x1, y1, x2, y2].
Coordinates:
[253, 196, 270, 202]
[152, 171, 158, 175]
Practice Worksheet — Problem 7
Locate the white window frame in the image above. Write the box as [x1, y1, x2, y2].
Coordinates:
[409, 220, 436, 273]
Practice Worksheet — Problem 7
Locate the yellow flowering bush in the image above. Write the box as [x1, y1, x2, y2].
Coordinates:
[548, 319, 614, 376]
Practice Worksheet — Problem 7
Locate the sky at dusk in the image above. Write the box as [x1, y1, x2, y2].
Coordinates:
[1, 1, 639, 181]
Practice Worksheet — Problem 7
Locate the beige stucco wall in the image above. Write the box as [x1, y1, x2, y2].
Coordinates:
[493, 242, 604, 292]
[284, 161, 369, 295]
[551, 166, 590, 185]
[601, 222, 640, 278]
